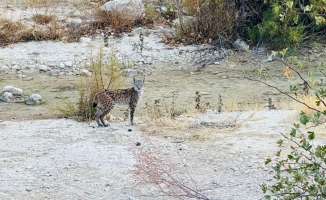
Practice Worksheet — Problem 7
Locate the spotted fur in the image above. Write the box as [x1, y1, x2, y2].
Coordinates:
[93, 77, 145, 126]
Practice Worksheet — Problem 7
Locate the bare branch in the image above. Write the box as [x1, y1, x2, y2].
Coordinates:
[243, 76, 322, 113]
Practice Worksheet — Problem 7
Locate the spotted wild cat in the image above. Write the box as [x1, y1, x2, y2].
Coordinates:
[92, 77, 145, 126]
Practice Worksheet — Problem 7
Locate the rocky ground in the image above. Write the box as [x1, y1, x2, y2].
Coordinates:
[1, 1, 326, 200]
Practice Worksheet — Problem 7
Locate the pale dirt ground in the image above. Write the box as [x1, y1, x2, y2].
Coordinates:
[1, 1, 326, 200]
[0, 110, 306, 200]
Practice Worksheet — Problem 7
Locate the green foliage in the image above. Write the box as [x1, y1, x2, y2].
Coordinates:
[247, 26, 260, 45]
[258, 49, 326, 199]
[145, 3, 159, 24]
[258, 0, 326, 48]
[262, 119, 326, 199]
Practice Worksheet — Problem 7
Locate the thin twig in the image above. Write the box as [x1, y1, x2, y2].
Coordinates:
[275, 58, 326, 107]
[243, 77, 322, 112]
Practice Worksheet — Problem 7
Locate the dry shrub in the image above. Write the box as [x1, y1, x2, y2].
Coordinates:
[66, 22, 93, 42]
[93, 9, 138, 36]
[132, 148, 209, 200]
[50, 48, 127, 120]
[0, 19, 27, 45]
[76, 48, 127, 121]
[33, 14, 55, 24]
[176, 0, 236, 44]
[0, 17, 64, 46]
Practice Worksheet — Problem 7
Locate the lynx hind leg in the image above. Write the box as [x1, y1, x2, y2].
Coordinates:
[99, 100, 115, 127]
[95, 108, 104, 126]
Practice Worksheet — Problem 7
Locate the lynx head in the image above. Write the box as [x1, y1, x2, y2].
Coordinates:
[133, 76, 145, 92]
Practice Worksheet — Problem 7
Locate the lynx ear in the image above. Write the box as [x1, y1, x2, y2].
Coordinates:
[133, 76, 136, 83]
[142, 77, 145, 83]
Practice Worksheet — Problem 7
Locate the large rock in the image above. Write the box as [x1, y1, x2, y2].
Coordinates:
[101, 0, 145, 20]
[2, 86, 23, 96]
[1, 92, 14, 102]
[26, 94, 42, 105]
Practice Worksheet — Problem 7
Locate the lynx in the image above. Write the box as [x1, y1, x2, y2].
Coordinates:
[92, 77, 145, 126]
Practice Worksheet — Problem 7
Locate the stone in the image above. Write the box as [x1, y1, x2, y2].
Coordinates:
[26, 94, 42, 105]
[234, 38, 249, 51]
[81, 69, 92, 77]
[2, 86, 23, 96]
[64, 61, 73, 67]
[145, 57, 152, 64]
[173, 16, 195, 27]
[1, 92, 14, 102]
[11, 61, 19, 66]
[12, 65, 20, 70]
[161, 6, 168, 12]
[0, 65, 9, 74]
[22, 77, 33, 81]
[101, 0, 145, 20]
[59, 63, 66, 69]
[37, 65, 48, 72]
[80, 37, 92, 43]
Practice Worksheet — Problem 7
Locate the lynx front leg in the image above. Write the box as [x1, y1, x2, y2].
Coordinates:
[129, 107, 135, 125]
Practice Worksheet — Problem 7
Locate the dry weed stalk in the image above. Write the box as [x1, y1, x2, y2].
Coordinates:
[217, 93, 222, 113]
[195, 91, 210, 113]
[266, 98, 276, 110]
[132, 149, 209, 200]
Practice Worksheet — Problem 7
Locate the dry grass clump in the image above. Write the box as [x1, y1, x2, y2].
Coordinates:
[76, 49, 127, 121]
[0, 19, 27, 46]
[175, 0, 236, 44]
[93, 9, 137, 36]
[0, 17, 65, 46]
[49, 47, 127, 121]
[33, 14, 56, 24]
[294, 95, 326, 117]
[48, 96, 79, 117]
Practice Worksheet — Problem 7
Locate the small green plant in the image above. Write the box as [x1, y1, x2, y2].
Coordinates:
[145, 3, 159, 24]
[246, 26, 260, 45]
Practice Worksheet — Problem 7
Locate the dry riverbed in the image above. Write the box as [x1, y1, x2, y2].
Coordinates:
[1, 1, 326, 199]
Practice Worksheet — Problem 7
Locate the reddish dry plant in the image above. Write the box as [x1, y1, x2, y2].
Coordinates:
[93, 9, 137, 36]
[132, 149, 209, 200]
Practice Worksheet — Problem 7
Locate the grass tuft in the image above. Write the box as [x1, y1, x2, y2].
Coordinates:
[33, 14, 56, 25]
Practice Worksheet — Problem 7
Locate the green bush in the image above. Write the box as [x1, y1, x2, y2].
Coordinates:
[258, 0, 326, 48]
[253, 49, 326, 199]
